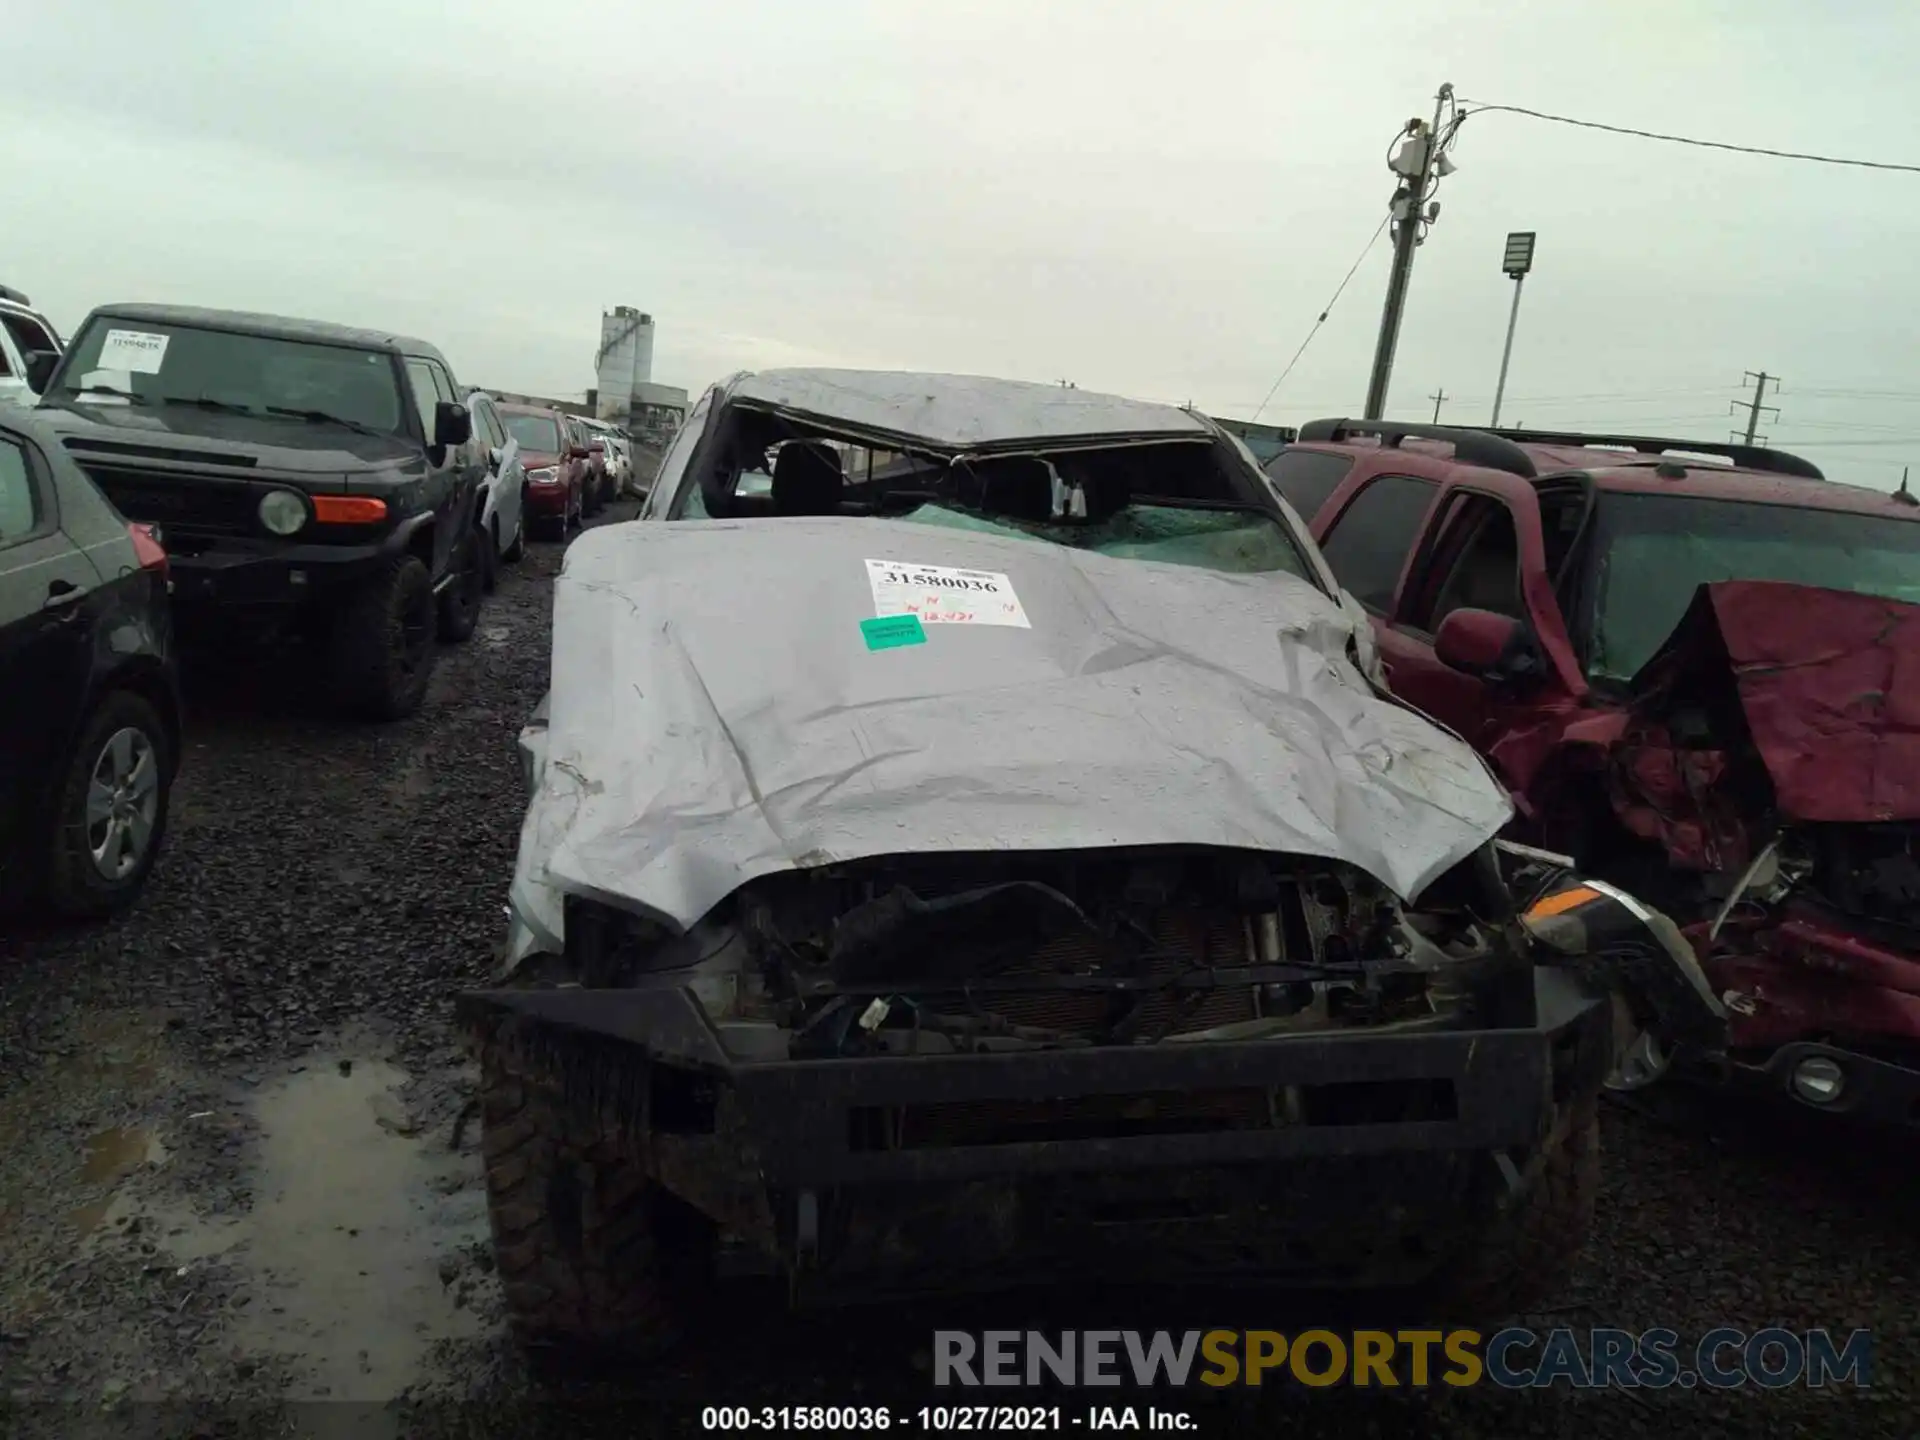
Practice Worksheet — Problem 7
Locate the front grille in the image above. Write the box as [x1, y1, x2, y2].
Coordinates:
[975, 909, 1259, 1038]
[79, 463, 258, 536]
[847, 1081, 1460, 1151]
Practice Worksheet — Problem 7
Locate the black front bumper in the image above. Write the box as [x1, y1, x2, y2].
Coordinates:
[460, 972, 1611, 1190]
[167, 536, 392, 610]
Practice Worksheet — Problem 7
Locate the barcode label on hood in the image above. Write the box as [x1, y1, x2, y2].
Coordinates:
[865, 559, 1031, 628]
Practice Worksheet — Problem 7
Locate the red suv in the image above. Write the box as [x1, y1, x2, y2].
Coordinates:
[1271, 419, 1920, 1124]
[500, 404, 587, 541]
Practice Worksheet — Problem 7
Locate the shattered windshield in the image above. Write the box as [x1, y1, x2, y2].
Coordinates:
[688, 429, 1319, 583]
[51, 318, 405, 432]
[1587, 491, 1920, 680]
[901, 499, 1309, 576]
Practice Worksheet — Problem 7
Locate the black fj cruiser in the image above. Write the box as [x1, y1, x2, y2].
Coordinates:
[31, 305, 489, 720]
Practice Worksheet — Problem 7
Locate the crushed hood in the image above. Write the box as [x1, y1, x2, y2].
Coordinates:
[1622, 580, 1920, 831]
[505, 518, 1513, 958]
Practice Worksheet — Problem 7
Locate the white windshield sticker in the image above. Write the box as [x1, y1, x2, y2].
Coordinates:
[865, 558, 1031, 628]
[97, 329, 169, 374]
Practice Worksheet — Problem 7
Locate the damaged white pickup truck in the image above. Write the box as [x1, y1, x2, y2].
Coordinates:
[460, 369, 1722, 1357]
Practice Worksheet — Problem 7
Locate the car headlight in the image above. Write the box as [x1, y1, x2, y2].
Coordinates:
[258, 489, 308, 536]
[527, 467, 559, 485]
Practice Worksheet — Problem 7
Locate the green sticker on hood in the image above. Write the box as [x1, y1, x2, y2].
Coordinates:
[861, 614, 927, 651]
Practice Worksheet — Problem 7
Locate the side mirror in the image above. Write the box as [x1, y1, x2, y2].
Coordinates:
[433, 401, 472, 447]
[589, 441, 606, 454]
[1434, 607, 1525, 677]
[567, 445, 590, 460]
[489, 444, 504, 469]
[24, 350, 59, 393]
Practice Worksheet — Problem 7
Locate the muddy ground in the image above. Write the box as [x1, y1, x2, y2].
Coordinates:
[1, 500, 1916, 1439]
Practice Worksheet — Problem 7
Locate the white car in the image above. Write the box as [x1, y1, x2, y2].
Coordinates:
[604, 433, 635, 495]
[0, 286, 64, 409]
[466, 391, 527, 588]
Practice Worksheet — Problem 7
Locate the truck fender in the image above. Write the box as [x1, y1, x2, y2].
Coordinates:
[1520, 876, 1727, 1062]
[380, 509, 436, 566]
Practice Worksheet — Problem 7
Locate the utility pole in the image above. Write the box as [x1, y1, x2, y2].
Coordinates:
[1363, 82, 1457, 421]
[1732, 371, 1778, 445]
[1429, 388, 1448, 422]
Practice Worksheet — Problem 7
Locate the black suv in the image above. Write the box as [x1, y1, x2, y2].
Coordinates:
[29, 305, 488, 720]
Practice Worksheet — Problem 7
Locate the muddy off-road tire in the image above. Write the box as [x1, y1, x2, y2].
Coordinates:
[328, 554, 436, 721]
[480, 1037, 707, 1360]
[1431, 1094, 1600, 1321]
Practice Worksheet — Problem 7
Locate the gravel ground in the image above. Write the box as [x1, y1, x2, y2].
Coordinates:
[0, 500, 1915, 1438]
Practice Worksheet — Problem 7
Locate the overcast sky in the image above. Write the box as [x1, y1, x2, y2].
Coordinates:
[8, 1, 1919, 487]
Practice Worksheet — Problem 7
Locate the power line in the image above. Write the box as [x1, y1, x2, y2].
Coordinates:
[1793, 388, 1920, 402]
[1457, 99, 1920, 174]
[1446, 388, 1731, 407]
[1251, 215, 1391, 423]
[1769, 437, 1920, 447]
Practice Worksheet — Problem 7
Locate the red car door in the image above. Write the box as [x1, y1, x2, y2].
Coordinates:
[1380, 480, 1591, 807]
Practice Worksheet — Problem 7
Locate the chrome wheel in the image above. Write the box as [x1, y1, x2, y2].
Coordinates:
[1604, 1031, 1672, 1093]
[86, 727, 159, 881]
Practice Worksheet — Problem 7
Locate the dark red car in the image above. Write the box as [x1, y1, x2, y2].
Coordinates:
[500, 404, 587, 541]
[567, 415, 611, 517]
[1270, 419, 1920, 1124]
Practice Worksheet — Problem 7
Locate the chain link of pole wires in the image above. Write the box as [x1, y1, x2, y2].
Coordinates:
[1456, 98, 1920, 174]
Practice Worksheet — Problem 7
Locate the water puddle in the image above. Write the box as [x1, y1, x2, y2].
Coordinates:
[98, 1053, 490, 1403]
[81, 1127, 167, 1185]
[227, 1056, 488, 1400]
[70, 1128, 168, 1236]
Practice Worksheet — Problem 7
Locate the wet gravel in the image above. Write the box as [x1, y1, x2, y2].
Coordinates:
[0, 499, 1915, 1438]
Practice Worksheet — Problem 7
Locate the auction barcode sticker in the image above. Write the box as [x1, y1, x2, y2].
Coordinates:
[97, 329, 170, 374]
[865, 559, 1031, 628]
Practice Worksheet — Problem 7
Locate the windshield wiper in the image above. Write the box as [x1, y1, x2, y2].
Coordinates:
[165, 395, 258, 416]
[70, 384, 148, 405]
[262, 406, 385, 437]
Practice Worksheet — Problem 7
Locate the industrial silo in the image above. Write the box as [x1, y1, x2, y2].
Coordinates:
[595, 307, 655, 421]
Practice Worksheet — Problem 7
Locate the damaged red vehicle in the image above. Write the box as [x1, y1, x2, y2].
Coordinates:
[1273, 420, 1920, 1124]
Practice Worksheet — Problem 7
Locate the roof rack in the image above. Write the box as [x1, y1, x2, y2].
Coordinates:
[1296, 418, 1536, 479]
[0, 284, 30, 307]
[1485, 427, 1825, 482]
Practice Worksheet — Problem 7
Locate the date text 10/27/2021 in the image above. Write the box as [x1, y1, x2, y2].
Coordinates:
[701, 1406, 1192, 1432]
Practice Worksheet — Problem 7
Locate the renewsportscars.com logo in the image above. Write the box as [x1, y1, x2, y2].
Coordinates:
[932, 1328, 1873, 1390]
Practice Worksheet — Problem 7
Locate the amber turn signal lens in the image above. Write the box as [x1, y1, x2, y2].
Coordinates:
[311, 496, 389, 524]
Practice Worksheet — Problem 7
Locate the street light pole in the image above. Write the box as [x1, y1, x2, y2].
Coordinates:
[1362, 83, 1455, 421]
[1489, 231, 1536, 428]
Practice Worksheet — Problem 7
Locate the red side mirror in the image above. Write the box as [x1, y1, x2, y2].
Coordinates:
[1434, 607, 1523, 676]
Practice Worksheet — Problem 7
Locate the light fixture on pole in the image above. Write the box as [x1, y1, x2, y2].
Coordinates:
[1489, 231, 1536, 428]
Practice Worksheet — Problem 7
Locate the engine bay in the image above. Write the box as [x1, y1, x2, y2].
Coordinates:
[565, 847, 1522, 1058]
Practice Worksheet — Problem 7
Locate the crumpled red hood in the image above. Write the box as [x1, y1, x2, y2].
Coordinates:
[1621, 581, 1920, 836]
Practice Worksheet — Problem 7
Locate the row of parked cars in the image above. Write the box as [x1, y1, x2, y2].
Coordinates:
[0, 289, 644, 923]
